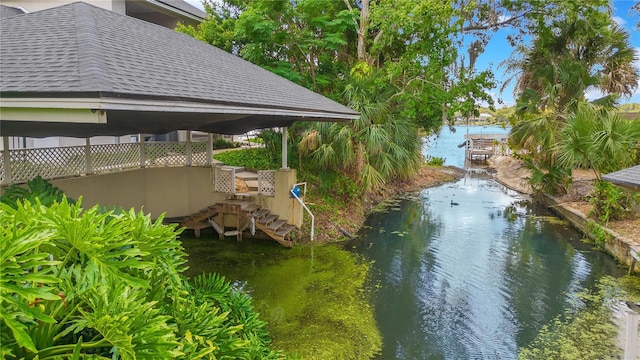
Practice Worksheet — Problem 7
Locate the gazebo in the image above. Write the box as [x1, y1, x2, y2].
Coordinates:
[0, 2, 359, 245]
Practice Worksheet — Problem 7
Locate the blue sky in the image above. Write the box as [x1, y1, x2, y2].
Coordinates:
[186, 0, 640, 107]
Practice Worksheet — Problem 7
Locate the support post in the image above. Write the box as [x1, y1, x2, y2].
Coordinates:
[186, 130, 192, 166]
[139, 134, 146, 167]
[85, 138, 92, 174]
[2, 137, 12, 185]
[206, 133, 213, 166]
[281, 127, 288, 169]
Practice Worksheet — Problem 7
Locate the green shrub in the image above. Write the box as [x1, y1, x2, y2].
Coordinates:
[213, 138, 237, 149]
[425, 156, 445, 166]
[588, 179, 639, 223]
[0, 176, 73, 209]
[213, 148, 280, 171]
[524, 158, 572, 196]
[0, 197, 281, 359]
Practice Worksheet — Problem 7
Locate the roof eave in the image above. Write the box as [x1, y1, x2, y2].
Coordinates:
[145, 0, 205, 21]
[0, 96, 359, 121]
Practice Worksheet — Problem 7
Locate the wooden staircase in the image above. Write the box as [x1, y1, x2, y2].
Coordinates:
[178, 200, 297, 247]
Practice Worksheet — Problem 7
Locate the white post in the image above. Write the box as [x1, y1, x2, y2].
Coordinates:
[186, 130, 192, 167]
[281, 127, 288, 169]
[139, 134, 146, 167]
[206, 133, 213, 166]
[85, 138, 92, 174]
[625, 310, 639, 359]
[2, 136, 12, 185]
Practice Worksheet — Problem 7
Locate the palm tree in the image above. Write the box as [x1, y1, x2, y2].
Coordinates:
[299, 65, 422, 192]
[503, 9, 639, 194]
[557, 103, 640, 180]
[504, 16, 637, 115]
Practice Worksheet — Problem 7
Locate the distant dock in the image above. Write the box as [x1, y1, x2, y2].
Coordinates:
[462, 134, 510, 163]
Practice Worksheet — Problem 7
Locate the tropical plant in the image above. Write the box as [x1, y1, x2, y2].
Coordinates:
[299, 67, 422, 192]
[0, 176, 73, 209]
[588, 180, 640, 223]
[556, 103, 640, 180]
[0, 195, 282, 359]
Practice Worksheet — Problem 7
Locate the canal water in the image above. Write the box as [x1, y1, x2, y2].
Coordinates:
[347, 173, 624, 359]
[181, 126, 626, 359]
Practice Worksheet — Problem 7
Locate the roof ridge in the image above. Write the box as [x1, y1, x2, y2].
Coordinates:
[73, 3, 113, 92]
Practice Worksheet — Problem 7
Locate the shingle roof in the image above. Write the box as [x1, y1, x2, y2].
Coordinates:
[0, 5, 25, 19]
[0, 2, 358, 136]
[603, 165, 640, 190]
[156, 0, 206, 19]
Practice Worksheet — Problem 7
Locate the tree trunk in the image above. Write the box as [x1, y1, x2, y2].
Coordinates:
[357, 0, 369, 63]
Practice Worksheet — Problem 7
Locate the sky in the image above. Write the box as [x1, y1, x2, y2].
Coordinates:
[185, 0, 640, 107]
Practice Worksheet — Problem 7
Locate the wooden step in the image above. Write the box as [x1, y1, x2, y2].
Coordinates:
[221, 165, 244, 172]
[258, 214, 278, 225]
[275, 224, 297, 237]
[244, 180, 259, 191]
[249, 208, 269, 219]
[235, 171, 258, 181]
[242, 203, 261, 213]
[266, 219, 286, 231]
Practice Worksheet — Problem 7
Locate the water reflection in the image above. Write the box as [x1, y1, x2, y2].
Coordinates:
[347, 172, 625, 359]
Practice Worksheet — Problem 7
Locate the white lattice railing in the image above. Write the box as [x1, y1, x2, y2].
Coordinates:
[92, 143, 140, 173]
[1, 140, 214, 186]
[192, 142, 208, 166]
[214, 166, 236, 194]
[10, 146, 86, 183]
[258, 170, 276, 196]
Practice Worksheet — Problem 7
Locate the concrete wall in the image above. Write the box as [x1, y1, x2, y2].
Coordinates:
[49, 167, 304, 228]
[51, 167, 226, 219]
[541, 194, 640, 274]
[252, 169, 304, 227]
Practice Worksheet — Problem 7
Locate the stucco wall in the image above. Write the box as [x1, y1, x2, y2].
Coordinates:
[48, 167, 304, 228]
[51, 167, 226, 218]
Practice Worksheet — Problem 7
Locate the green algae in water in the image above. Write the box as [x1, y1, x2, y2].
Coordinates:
[181, 235, 382, 359]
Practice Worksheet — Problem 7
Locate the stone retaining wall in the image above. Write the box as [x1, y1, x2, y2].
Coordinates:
[540, 193, 640, 274]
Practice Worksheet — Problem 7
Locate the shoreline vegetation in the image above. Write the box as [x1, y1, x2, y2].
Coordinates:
[302, 164, 466, 244]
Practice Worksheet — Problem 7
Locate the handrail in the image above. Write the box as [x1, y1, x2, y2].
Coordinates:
[290, 182, 314, 241]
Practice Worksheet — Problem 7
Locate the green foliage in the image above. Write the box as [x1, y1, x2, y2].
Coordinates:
[518, 279, 620, 360]
[588, 180, 640, 223]
[213, 148, 281, 171]
[556, 103, 640, 179]
[586, 221, 612, 247]
[425, 156, 445, 167]
[213, 138, 237, 149]
[0, 198, 281, 359]
[299, 71, 422, 192]
[524, 157, 572, 196]
[0, 176, 74, 209]
[257, 129, 283, 160]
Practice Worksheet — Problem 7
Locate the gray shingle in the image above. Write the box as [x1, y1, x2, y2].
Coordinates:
[0, 5, 24, 19]
[603, 165, 640, 190]
[0, 2, 358, 131]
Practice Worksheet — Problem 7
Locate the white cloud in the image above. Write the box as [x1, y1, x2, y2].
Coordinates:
[612, 15, 627, 26]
